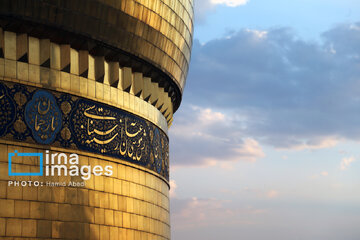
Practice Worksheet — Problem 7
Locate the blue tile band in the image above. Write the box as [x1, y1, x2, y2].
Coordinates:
[0, 81, 169, 180]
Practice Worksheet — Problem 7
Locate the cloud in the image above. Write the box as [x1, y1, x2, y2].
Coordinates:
[320, 171, 329, 176]
[340, 157, 355, 170]
[266, 190, 279, 199]
[182, 22, 360, 150]
[232, 138, 265, 162]
[194, 0, 249, 23]
[169, 180, 178, 198]
[211, 0, 249, 7]
[172, 197, 360, 240]
[222, 187, 281, 200]
[322, 23, 360, 57]
[194, 0, 216, 23]
[310, 171, 330, 179]
[171, 197, 265, 230]
[245, 29, 268, 39]
[277, 137, 339, 151]
[170, 105, 265, 167]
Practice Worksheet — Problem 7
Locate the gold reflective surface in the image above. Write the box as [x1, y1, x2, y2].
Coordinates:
[0, 141, 170, 239]
[0, 1, 191, 238]
[0, 30, 173, 132]
[0, 0, 194, 93]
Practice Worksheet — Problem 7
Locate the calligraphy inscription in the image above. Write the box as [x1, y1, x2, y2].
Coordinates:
[0, 81, 169, 179]
[153, 128, 163, 173]
[70, 100, 150, 166]
[0, 84, 16, 137]
[25, 90, 62, 144]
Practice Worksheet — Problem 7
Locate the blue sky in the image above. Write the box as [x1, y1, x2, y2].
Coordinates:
[195, 0, 360, 42]
[169, 1, 360, 239]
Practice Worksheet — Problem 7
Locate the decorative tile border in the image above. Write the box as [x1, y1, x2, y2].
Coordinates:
[0, 80, 169, 180]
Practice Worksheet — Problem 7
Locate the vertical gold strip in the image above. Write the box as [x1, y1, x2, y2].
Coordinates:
[131, 72, 143, 98]
[0, 58, 3, 78]
[88, 55, 95, 80]
[117, 67, 124, 106]
[121, 67, 132, 91]
[70, 48, 79, 75]
[70, 48, 80, 93]
[39, 39, 50, 86]
[150, 82, 159, 107]
[143, 77, 151, 102]
[0, 28, 3, 78]
[28, 37, 40, 83]
[117, 89, 124, 107]
[157, 89, 165, 112]
[88, 79, 96, 98]
[4, 31, 16, 60]
[79, 50, 89, 93]
[80, 76, 88, 95]
[103, 61, 110, 102]
[70, 74, 80, 93]
[50, 43, 61, 88]
[16, 34, 28, 82]
[122, 67, 132, 110]
[16, 33, 28, 61]
[96, 81, 104, 100]
[60, 44, 70, 72]
[4, 32, 16, 79]
[50, 43, 60, 70]
[107, 62, 119, 87]
[95, 56, 105, 82]
[111, 86, 118, 106]
[39, 39, 50, 66]
[104, 84, 111, 102]
[0, 27, 3, 57]
[79, 50, 88, 77]
[104, 60, 110, 85]
[17, 61, 28, 82]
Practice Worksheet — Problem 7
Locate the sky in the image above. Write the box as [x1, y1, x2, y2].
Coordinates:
[169, 0, 360, 239]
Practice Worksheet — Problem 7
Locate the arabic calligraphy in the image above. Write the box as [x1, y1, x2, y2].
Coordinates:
[69, 98, 169, 177]
[83, 105, 119, 145]
[25, 90, 62, 144]
[152, 128, 163, 173]
[0, 81, 169, 179]
[70, 99, 150, 164]
[0, 84, 16, 137]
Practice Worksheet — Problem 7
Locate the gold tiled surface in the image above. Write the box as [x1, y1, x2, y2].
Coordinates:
[0, 142, 170, 240]
[0, 0, 194, 93]
[0, 1, 193, 239]
[115, 0, 194, 89]
[0, 29, 174, 130]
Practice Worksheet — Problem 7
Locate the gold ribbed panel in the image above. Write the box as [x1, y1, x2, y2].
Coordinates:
[0, 29, 174, 131]
[0, 0, 194, 93]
